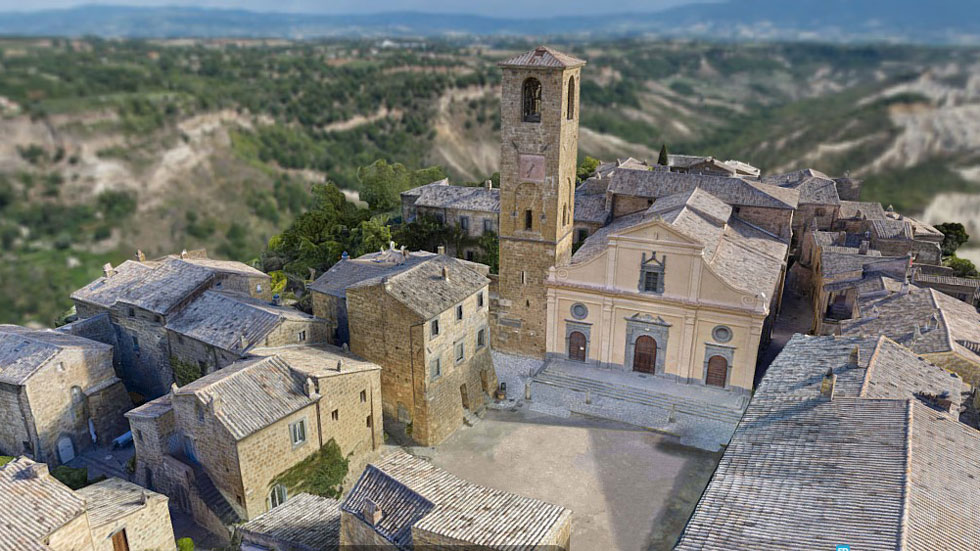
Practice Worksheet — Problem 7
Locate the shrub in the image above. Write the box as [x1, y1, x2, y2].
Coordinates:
[272, 439, 349, 499]
[170, 357, 203, 387]
[176, 538, 195, 551]
[51, 465, 89, 490]
[0, 456, 13, 467]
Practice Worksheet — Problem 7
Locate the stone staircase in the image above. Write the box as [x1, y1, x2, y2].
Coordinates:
[532, 367, 745, 425]
[193, 467, 241, 525]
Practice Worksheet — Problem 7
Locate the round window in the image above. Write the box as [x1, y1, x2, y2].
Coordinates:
[571, 303, 589, 320]
[712, 325, 732, 343]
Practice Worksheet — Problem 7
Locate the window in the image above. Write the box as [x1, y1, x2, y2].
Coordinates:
[431, 357, 442, 379]
[477, 328, 486, 349]
[455, 341, 465, 364]
[366, 415, 372, 427]
[132, 335, 140, 355]
[215, 281, 222, 288]
[331, 409, 339, 421]
[466, 250, 475, 261]
[571, 303, 588, 320]
[483, 219, 493, 234]
[128, 308, 135, 318]
[256, 284, 263, 293]
[360, 390, 367, 403]
[196, 403, 204, 423]
[524, 210, 533, 230]
[712, 326, 733, 343]
[567, 76, 576, 120]
[456, 304, 463, 321]
[269, 484, 287, 509]
[577, 228, 588, 243]
[815, 207, 827, 216]
[56, 362, 65, 372]
[477, 292, 484, 308]
[177, 335, 184, 345]
[459, 216, 469, 231]
[522, 77, 542, 122]
[136, 430, 143, 443]
[562, 204, 569, 226]
[435, 213, 445, 224]
[298, 330, 307, 342]
[521, 271, 526, 285]
[236, 494, 243, 506]
[430, 319, 440, 337]
[289, 419, 306, 446]
[643, 271, 660, 293]
[155, 315, 163, 323]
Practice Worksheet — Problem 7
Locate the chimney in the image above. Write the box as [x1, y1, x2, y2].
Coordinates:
[25, 462, 48, 479]
[308, 267, 316, 282]
[305, 377, 317, 398]
[363, 499, 383, 526]
[858, 240, 870, 255]
[341, 251, 350, 260]
[485, 179, 493, 190]
[140, 490, 148, 505]
[272, 294, 281, 306]
[209, 395, 221, 413]
[180, 249, 188, 259]
[442, 266, 450, 281]
[102, 262, 116, 279]
[437, 245, 446, 256]
[336, 359, 344, 372]
[239, 333, 248, 351]
[849, 345, 861, 366]
[401, 245, 407, 259]
[170, 383, 179, 395]
[389, 241, 396, 251]
[820, 367, 837, 399]
[136, 249, 146, 262]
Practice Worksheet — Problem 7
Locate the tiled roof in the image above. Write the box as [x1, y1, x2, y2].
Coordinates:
[347, 254, 489, 320]
[238, 493, 341, 551]
[158, 255, 268, 278]
[913, 271, 980, 289]
[763, 168, 841, 205]
[607, 168, 800, 210]
[166, 291, 317, 351]
[70, 260, 154, 309]
[175, 355, 316, 440]
[343, 451, 570, 551]
[572, 189, 788, 301]
[0, 325, 110, 385]
[308, 250, 435, 298]
[72, 258, 214, 315]
[250, 344, 381, 378]
[675, 333, 980, 551]
[871, 218, 914, 240]
[819, 250, 905, 277]
[0, 458, 87, 550]
[573, 192, 609, 224]
[838, 200, 888, 220]
[409, 183, 500, 213]
[497, 46, 585, 69]
[76, 478, 166, 528]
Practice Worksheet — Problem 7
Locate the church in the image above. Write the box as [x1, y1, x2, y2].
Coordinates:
[402, 46, 793, 395]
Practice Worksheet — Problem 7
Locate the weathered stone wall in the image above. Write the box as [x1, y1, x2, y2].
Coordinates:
[610, 194, 652, 218]
[496, 63, 581, 358]
[0, 383, 33, 458]
[311, 368, 384, 464]
[87, 491, 174, 551]
[340, 512, 399, 549]
[59, 314, 121, 374]
[312, 291, 348, 344]
[734, 206, 793, 240]
[46, 511, 96, 551]
[213, 273, 272, 301]
[110, 306, 176, 400]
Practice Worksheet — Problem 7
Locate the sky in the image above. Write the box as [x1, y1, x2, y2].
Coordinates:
[0, 0, 703, 17]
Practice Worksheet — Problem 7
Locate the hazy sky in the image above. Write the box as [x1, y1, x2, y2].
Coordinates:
[0, 0, 703, 16]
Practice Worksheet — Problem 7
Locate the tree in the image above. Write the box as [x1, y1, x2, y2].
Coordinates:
[945, 255, 980, 278]
[476, 231, 499, 274]
[935, 222, 970, 257]
[658, 143, 670, 166]
[357, 159, 446, 212]
[576, 156, 600, 183]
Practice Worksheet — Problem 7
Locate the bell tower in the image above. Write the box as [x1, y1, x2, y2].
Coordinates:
[493, 46, 585, 357]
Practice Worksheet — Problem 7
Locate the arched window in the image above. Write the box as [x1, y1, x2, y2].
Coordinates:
[567, 77, 576, 120]
[522, 78, 542, 123]
[562, 204, 569, 226]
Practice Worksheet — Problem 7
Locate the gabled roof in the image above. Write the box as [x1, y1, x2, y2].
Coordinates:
[343, 451, 570, 551]
[308, 250, 435, 298]
[76, 478, 166, 529]
[0, 325, 111, 385]
[607, 168, 800, 210]
[0, 458, 87, 551]
[72, 257, 213, 315]
[572, 193, 608, 225]
[166, 291, 316, 352]
[360, 255, 489, 320]
[763, 169, 841, 206]
[238, 493, 341, 551]
[497, 46, 585, 69]
[838, 200, 888, 220]
[405, 182, 500, 213]
[175, 355, 316, 441]
[70, 259, 154, 309]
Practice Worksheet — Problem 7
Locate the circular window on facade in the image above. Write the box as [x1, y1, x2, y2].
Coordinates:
[712, 325, 733, 343]
[571, 303, 589, 320]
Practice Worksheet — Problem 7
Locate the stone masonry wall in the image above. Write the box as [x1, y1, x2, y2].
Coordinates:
[340, 512, 399, 549]
[87, 492, 174, 551]
[0, 383, 33, 458]
[46, 511, 96, 551]
[734, 206, 793, 241]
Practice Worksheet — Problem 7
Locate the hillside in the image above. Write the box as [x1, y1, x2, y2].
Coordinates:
[1, 38, 979, 325]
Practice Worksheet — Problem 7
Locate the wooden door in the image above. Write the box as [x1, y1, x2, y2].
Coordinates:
[568, 332, 586, 362]
[633, 336, 656, 373]
[111, 530, 129, 551]
[706, 356, 728, 388]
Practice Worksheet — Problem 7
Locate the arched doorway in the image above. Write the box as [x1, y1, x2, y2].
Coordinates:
[706, 355, 728, 387]
[633, 336, 656, 374]
[57, 436, 75, 464]
[568, 331, 586, 362]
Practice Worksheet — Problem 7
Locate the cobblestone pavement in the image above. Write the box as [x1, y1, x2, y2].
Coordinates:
[413, 406, 722, 551]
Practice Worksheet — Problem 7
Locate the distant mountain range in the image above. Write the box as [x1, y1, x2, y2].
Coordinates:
[1, 1, 979, 43]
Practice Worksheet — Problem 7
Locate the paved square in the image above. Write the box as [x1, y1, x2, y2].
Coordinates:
[411, 406, 722, 551]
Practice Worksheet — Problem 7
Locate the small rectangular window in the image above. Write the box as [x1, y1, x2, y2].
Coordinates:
[132, 335, 140, 354]
[455, 341, 465, 364]
[524, 210, 533, 230]
[136, 430, 144, 442]
[289, 419, 306, 445]
[477, 292, 484, 308]
[298, 330, 307, 342]
[477, 329, 486, 349]
[521, 271, 526, 285]
[360, 390, 367, 403]
[577, 229, 588, 242]
[643, 271, 660, 293]
[331, 409, 339, 421]
[483, 219, 493, 234]
[196, 404, 204, 422]
[465, 250, 475, 261]
[456, 304, 463, 321]
[459, 216, 469, 231]
[366, 415, 372, 428]
[431, 358, 441, 380]
[431, 319, 440, 337]
[128, 308, 135, 317]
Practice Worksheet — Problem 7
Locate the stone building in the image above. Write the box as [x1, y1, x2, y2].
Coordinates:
[911, 267, 980, 307]
[0, 325, 130, 466]
[311, 247, 496, 446]
[340, 450, 572, 550]
[71, 251, 272, 398]
[667, 154, 761, 177]
[762, 168, 841, 246]
[400, 179, 500, 260]
[126, 345, 382, 538]
[864, 214, 944, 265]
[675, 334, 978, 550]
[544, 187, 788, 393]
[0, 456, 174, 551]
[166, 290, 331, 384]
[492, 47, 584, 358]
[839, 286, 980, 386]
[236, 492, 340, 551]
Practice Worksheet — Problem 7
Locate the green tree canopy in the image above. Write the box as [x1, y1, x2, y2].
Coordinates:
[658, 143, 670, 166]
[357, 159, 446, 212]
[945, 255, 980, 278]
[935, 222, 970, 257]
[576, 156, 601, 183]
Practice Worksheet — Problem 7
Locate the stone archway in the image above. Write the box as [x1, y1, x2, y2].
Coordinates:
[568, 331, 587, 362]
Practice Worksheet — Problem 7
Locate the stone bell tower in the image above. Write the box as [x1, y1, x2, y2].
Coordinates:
[493, 46, 585, 358]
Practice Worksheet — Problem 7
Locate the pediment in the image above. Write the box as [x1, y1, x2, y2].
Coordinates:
[614, 218, 699, 245]
[625, 312, 672, 327]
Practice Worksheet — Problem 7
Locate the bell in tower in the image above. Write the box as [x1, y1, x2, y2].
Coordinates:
[492, 46, 586, 358]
